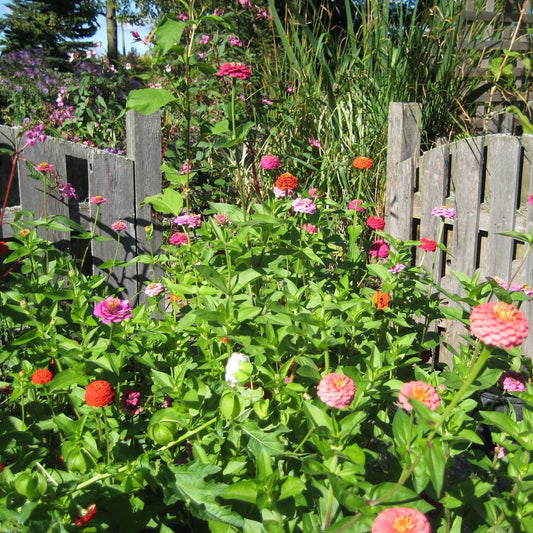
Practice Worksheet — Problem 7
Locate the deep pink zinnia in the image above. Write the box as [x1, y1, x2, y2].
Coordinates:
[260, 155, 280, 170]
[369, 239, 390, 258]
[367, 216, 385, 230]
[302, 224, 318, 234]
[169, 232, 189, 246]
[398, 381, 440, 412]
[317, 373, 356, 409]
[93, 296, 133, 324]
[217, 62, 252, 80]
[372, 507, 431, 533]
[469, 301, 529, 349]
[419, 238, 437, 252]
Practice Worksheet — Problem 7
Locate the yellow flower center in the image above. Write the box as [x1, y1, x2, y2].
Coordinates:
[95, 195, 103, 201]
[107, 298, 120, 313]
[493, 302, 519, 322]
[333, 376, 349, 388]
[410, 385, 430, 403]
[393, 515, 415, 532]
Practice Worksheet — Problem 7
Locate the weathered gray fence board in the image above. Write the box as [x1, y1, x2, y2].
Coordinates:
[386, 102, 533, 363]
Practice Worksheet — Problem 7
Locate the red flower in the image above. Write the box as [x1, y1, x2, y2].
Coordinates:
[220, 336, 228, 344]
[398, 381, 440, 412]
[275, 173, 298, 191]
[31, 369, 53, 385]
[0, 240, 9, 255]
[419, 238, 437, 252]
[217, 62, 252, 80]
[317, 373, 356, 409]
[469, 301, 529, 350]
[366, 216, 385, 230]
[372, 507, 431, 533]
[372, 291, 390, 309]
[352, 156, 374, 170]
[85, 380, 115, 407]
[75, 504, 97, 527]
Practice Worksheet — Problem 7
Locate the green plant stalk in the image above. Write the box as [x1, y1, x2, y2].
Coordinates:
[105, 232, 122, 284]
[81, 203, 102, 271]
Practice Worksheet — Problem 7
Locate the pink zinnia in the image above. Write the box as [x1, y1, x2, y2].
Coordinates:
[173, 214, 202, 228]
[388, 263, 406, 274]
[217, 62, 252, 80]
[431, 205, 456, 220]
[398, 381, 440, 411]
[93, 296, 133, 324]
[419, 238, 437, 252]
[169, 232, 189, 246]
[291, 198, 317, 214]
[213, 213, 230, 226]
[372, 507, 431, 533]
[273, 186, 293, 198]
[302, 224, 318, 234]
[35, 162, 54, 172]
[367, 216, 385, 230]
[90, 195, 107, 204]
[498, 370, 527, 392]
[119, 390, 144, 416]
[144, 282, 164, 297]
[260, 155, 280, 170]
[308, 188, 324, 198]
[369, 239, 390, 258]
[349, 199, 365, 212]
[528, 194, 533, 206]
[317, 373, 356, 409]
[469, 301, 529, 350]
[111, 221, 127, 232]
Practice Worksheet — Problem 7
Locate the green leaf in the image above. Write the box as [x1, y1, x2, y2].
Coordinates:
[230, 269, 262, 294]
[126, 88, 176, 115]
[302, 402, 334, 434]
[48, 369, 82, 392]
[241, 422, 287, 457]
[156, 17, 187, 54]
[279, 476, 306, 501]
[424, 439, 445, 498]
[141, 187, 183, 216]
[220, 480, 258, 504]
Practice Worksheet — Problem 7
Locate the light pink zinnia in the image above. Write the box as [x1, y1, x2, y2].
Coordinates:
[317, 373, 356, 409]
[217, 62, 252, 80]
[431, 205, 456, 220]
[90, 195, 107, 204]
[144, 282, 164, 297]
[260, 154, 280, 170]
[111, 220, 127, 232]
[388, 263, 406, 274]
[398, 381, 440, 412]
[469, 301, 529, 350]
[499, 370, 527, 392]
[273, 186, 292, 198]
[372, 507, 431, 533]
[349, 199, 365, 212]
[93, 296, 133, 324]
[291, 198, 317, 214]
[173, 214, 202, 228]
[169, 232, 189, 246]
[369, 239, 390, 258]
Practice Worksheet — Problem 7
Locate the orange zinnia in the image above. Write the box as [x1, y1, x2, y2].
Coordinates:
[275, 173, 298, 191]
[85, 380, 115, 407]
[352, 156, 374, 170]
[372, 291, 389, 309]
[32, 369, 53, 385]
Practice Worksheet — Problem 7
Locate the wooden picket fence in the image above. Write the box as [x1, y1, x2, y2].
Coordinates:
[0, 110, 162, 302]
[385, 102, 533, 363]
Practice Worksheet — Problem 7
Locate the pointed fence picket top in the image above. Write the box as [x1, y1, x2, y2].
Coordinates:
[0, 110, 162, 303]
[386, 102, 533, 364]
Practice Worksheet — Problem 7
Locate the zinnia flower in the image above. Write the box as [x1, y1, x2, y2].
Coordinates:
[372, 507, 431, 533]
[317, 373, 356, 409]
[169, 232, 189, 246]
[372, 291, 389, 309]
[217, 62, 252, 80]
[119, 390, 144, 416]
[74, 504, 97, 527]
[353, 156, 374, 170]
[213, 213, 230, 227]
[275, 173, 298, 191]
[419, 238, 437, 252]
[273, 186, 292, 198]
[260, 155, 280, 170]
[398, 381, 441, 411]
[19, 229, 31, 237]
[469, 301, 529, 349]
[32, 369, 53, 385]
[388, 264, 406, 274]
[431, 205, 456, 220]
[90, 195, 107, 204]
[173, 214, 202, 228]
[369, 239, 390, 258]
[498, 370, 527, 392]
[291, 198, 317, 214]
[225, 352, 250, 386]
[349, 199, 365, 212]
[111, 220, 127, 232]
[144, 282, 164, 297]
[85, 380, 115, 407]
[35, 162, 54, 172]
[93, 296, 133, 324]
[367, 216, 385, 230]
[58, 182, 79, 201]
[308, 188, 324, 198]
[302, 224, 318, 234]
[528, 194, 533, 206]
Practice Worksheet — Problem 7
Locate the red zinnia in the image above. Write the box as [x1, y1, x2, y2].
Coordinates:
[352, 156, 374, 170]
[367, 216, 385, 230]
[419, 238, 437, 252]
[317, 373, 356, 409]
[85, 380, 115, 407]
[275, 173, 298, 191]
[32, 369, 53, 385]
[217, 62, 252, 80]
[372, 507, 431, 533]
[0, 240, 9, 255]
[469, 301, 529, 350]
[75, 504, 97, 527]
[398, 381, 440, 412]
[372, 291, 390, 309]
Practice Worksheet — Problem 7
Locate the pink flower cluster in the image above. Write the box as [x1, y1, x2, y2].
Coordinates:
[274, 186, 293, 199]
[144, 282, 164, 297]
[291, 198, 317, 214]
[302, 224, 318, 234]
[370, 239, 390, 258]
[93, 296, 133, 324]
[317, 373, 356, 408]
[349, 199, 365, 212]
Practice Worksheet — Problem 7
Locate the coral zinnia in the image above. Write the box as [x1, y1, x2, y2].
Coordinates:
[372, 507, 431, 533]
[217, 62, 252, 80]
[85, 380, 115, 407]
[372, 291, 390, 309]
[367, 216, 385, 230]
[317, 373, 356, 409]
[32, 369, 53, 385]
[470, 301, 529, 349]
[93, 296, 133, 324]
[353, 156, 374, 170]
[419, 238, 437, 252]
[275, 173, 298, 191]
[398, 381, 440, 411]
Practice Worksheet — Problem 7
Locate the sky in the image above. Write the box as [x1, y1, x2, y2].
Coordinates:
[0, 1, 152, 56]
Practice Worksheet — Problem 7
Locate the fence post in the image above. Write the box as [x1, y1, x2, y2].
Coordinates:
[385, 103, 422, 241]
[126, 110, 162, 302]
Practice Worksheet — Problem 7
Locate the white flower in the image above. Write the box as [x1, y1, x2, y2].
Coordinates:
[225, 352, 250, 386]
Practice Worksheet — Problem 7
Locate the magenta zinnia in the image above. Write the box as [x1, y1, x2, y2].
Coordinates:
[93, 296, 133, 324]
[372, 507, 431, 533]
[469, 301, 529, 349]
[317, 373, 356, 409]
[169, 232, 189, 246]
[367, 216, 385, 230]
[217, 62, 252, 80]
[260, 155, 280, 170]
[369, 239, 390, 258]
[499, 370, 526, 392]
[398, 381, 440, 412]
